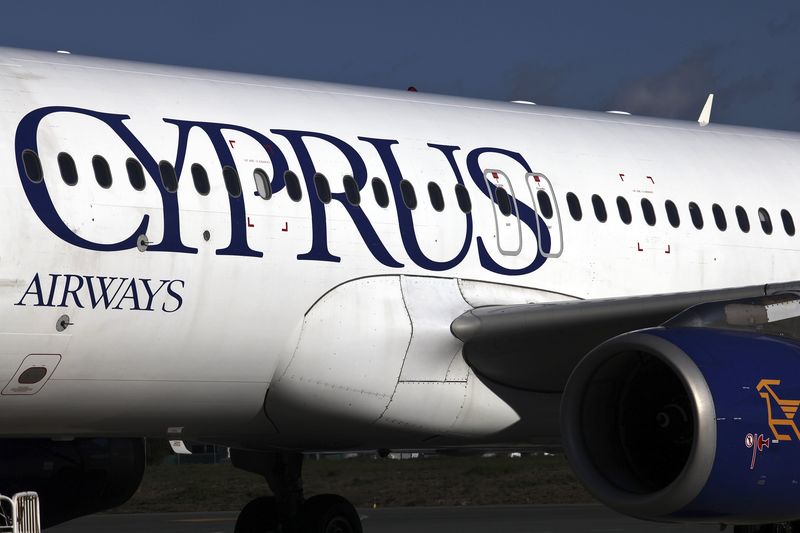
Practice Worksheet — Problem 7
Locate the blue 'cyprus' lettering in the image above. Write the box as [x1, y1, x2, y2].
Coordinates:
[15, 106, 551, 276]
[15, 273, 185, 313]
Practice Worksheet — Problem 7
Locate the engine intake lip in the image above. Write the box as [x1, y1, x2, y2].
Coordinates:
[561, 330, 716, 519]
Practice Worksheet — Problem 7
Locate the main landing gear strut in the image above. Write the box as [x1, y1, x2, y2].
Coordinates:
[231, 450, 362, 533]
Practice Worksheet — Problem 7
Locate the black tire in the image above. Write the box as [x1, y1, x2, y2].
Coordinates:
[300, 494, 362, 533]
[234, 496, 281, 533]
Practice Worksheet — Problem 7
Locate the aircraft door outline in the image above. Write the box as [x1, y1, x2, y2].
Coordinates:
[525, 172, 564, 258]
[482, 169, 523, 256]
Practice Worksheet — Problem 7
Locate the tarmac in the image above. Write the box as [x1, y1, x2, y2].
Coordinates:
[49, 504, 720, 532]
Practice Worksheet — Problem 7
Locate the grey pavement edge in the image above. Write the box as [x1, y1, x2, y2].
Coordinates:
[49, 504, 719, 533]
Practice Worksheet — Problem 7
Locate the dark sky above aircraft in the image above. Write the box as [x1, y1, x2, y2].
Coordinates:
[1, 1, 798, 131]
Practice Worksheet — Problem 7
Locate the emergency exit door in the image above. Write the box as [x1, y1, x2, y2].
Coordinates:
[483, 169, 522, 255]
[525, 172, 563, 257]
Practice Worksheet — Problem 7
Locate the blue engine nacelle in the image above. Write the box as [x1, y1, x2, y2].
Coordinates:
[561, 323, 800, 525]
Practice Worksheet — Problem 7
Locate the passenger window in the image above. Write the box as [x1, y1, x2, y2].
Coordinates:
[222, 166, 242, 198]
[688, 202, 703, 229]
[192, 164, 210, 196]
[665, 200, 680, 228]
[372, 177, 389, 208]
[495, 187, 512, 216]
[343, 175, 360, 206]
[428, 182, 445, 212]
[159, 160, 178, 193]
[253, 168, 271, 199]
[285, 170, 303, 202]
[92, 155, 112, 189]
[616, 196, 632, 224]
[537, 190, 554, 219]
[455, 184, 472, 213]
[22, 150, 43, 183]
[736, 205, 750, 233]
[592, 194, 607, 223]
[400, 180, 418, 210]
[314, 173, 331, 204]
[641, 199, 656, 226]
[566, 192, 582, 221]
[759, 208, 773, 235]
[126, 158, 146, 191]
[712, 204, 727, 231]
[57, 152, 78, 186]
[782, 209, 795, 236]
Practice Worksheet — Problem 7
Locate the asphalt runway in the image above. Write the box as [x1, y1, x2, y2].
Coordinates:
[49, 504, 719, 532]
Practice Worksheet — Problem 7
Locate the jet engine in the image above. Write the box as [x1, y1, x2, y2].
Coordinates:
[561, 296, 800, 525]
[0, 438, 144, 527]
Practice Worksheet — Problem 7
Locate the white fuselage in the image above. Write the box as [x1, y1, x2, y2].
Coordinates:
[0, 48, 798, 451]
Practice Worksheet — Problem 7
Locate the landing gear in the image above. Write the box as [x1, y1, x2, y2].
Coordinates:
[231, 450, 362, 533]
[235, 496, 279, 532]
[300, 494, 361, 533]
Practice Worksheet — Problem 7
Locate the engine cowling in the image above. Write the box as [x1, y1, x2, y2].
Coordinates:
[561, 326, 800, 525]
[0, 438, 144, 527]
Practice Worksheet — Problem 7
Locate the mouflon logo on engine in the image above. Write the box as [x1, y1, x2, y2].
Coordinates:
[757, 379, 800, 441]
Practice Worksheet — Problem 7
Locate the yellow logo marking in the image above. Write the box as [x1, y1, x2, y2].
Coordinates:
[757, 379, 800, 441]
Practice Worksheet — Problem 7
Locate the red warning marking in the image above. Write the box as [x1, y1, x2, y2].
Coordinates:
[247, 217, 254, 228]
[619, 173, 625, 181]
[746, 433, 756, 469]
[746, 432, 771, 470]
[281, 222, 288, 232]
[229, 140, 236, 149]
[637, 242, 643, 252]
[646, 176, 654, 184]
[665, 244, 671, 254]
[533, 174, 541, 183]
[492, 172, 500, 180]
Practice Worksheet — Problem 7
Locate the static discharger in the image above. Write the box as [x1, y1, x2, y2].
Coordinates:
[698, 93, 714, 126]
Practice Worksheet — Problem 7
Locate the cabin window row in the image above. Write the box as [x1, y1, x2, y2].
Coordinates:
[302, 172, 472, 214]
[22, 149, 474, 213]
[22, 150, 796, 237]
[565, 192, 795, 237]
[22, 150, 246, 198]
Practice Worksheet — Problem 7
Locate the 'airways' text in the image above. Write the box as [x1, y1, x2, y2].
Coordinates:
[14, 273, 185, 313]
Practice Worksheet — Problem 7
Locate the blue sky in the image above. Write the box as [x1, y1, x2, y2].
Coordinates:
[1, 1, 798, 130]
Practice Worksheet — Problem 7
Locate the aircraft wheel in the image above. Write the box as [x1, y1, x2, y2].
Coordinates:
[234, 496, 280, 533]
[300, 494, 362, 533]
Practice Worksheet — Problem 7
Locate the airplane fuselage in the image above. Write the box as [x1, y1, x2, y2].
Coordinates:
[1, 48, 799, 452]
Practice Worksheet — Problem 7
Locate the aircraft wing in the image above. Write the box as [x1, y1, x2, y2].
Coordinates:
[451, 280, 800, 392]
